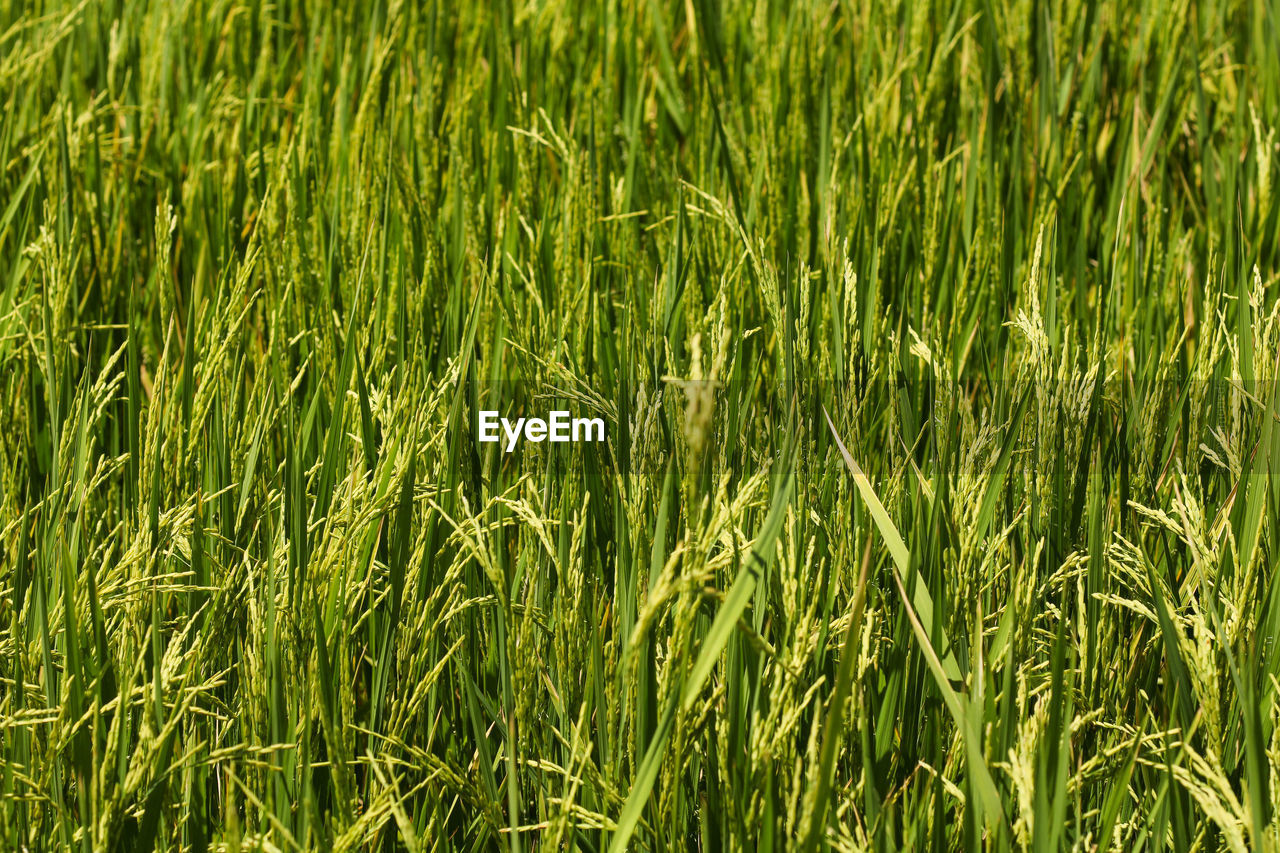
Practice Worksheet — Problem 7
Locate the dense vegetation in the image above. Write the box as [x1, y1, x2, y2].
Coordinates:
[2, 0, 1279, 849]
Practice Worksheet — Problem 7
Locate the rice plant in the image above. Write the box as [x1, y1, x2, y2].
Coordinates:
[1, 0, 1279, 850]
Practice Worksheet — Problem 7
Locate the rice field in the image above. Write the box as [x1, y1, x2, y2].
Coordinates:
[2, 0, 1280, 850]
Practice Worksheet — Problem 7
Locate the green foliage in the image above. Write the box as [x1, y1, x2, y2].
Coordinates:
[1, 0, 1279, 850]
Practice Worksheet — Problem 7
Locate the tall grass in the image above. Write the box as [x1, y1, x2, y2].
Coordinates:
[1, 0, 1279, 850]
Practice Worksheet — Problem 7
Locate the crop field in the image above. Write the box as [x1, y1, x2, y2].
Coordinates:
[2, 0, 1280, 850]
